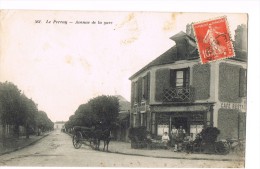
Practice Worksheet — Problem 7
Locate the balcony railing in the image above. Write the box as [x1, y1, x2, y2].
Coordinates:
[163, 86, 195, 102]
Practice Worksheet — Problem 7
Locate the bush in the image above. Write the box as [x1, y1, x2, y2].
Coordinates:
[128, 126, 148, 143]
[200, 127, 220, 143]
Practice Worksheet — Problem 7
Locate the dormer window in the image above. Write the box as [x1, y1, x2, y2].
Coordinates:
[170, 31, 197, 60]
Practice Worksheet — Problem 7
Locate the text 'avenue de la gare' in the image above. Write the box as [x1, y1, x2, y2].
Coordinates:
[35, 20, 113, 25]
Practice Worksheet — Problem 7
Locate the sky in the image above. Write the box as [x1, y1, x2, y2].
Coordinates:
[0, 10, 247, 122]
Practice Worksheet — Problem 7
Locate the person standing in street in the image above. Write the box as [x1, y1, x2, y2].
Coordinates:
[177, 126, 186, 151]
[171, 126, 178, 151]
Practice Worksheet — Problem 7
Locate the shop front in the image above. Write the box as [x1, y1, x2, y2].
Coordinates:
[150, 103, 214, 140]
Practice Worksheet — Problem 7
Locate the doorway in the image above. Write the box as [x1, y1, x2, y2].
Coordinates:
[172, 117, 188, 132]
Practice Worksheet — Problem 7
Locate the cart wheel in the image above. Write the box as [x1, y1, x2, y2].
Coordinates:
[73, 131, 83, 149]
[215, 141, 229, 155]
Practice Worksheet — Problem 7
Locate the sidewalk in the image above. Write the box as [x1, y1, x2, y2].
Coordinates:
[67, 132, 244, 161]
[107, 141, 245, 161]
[0, 132, 50, 156]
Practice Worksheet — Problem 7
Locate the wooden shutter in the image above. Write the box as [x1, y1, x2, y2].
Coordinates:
[131, 82, 135, 107]
[137, 77, 142, 103]
[147, 72, 150, 102]
[183, 67, 190, 87]
[170, 69, 176, 87]
[143, 75, 148, 100]
[155, 68, 170, 101]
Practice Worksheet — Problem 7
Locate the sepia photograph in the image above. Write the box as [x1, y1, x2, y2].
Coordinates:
[0, 2, 258, 168]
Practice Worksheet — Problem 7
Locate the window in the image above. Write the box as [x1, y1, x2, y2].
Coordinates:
[170, 68, 190, 88]
[133, 114, 137, 127]
[176, 71, 184, 87]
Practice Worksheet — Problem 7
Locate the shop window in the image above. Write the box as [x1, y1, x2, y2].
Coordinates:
[190, 125, 204, 141]
[157, 125, 169, 136]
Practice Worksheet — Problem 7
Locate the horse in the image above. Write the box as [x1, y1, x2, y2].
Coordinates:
[93, 128, 111, 151]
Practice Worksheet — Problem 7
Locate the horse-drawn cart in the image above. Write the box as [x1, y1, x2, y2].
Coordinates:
[72, 126, 111, 151]
[72, 126, 95, 149]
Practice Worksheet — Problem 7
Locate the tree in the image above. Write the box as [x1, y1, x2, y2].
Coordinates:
[66, 95, 120, 130]
[88, 95, 119, 129]
[20, 95, 37, 138]
[0, 82, 23, 138]
[0, 81, 53, 141]
[74, 103, 98, 127]
[35, 111, 54, 132]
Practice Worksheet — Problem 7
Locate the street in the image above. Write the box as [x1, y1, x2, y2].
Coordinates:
[0, 130, 243, 167]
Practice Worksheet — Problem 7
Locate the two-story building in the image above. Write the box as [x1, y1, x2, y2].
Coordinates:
[129, 24, 247, 140]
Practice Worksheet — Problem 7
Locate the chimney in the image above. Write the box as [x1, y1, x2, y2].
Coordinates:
[186, 23, 195, 39]
[234, 24, 247, 51]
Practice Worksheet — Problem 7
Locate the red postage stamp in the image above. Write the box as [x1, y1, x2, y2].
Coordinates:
[192, 16, 235, 64]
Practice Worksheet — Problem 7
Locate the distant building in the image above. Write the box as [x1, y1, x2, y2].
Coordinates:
[113, 95, 131, 142]
[129, 24, 247, 140]
[54, 121, 65, 130]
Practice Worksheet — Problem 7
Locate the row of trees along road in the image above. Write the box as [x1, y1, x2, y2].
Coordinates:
[65, 95, 120, 130]
[0, 81, 54, 145]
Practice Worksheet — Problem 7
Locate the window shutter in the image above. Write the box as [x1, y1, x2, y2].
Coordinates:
[155, 68, 170, 101]
[170, 69, 176, 87]
[131, 82, 135, 107]
[184, 67, 190, 87]
[137, 77, 142, 103]
[143, 75, 148, 100]
[147, 72, 151, 102]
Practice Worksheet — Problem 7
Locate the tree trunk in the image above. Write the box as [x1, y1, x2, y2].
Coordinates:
[25, 125, 30, 139]
[14, 124, 20, 138]
[2, 123, 6, 147]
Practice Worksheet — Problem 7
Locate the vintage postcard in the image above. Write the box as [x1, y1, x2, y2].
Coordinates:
[0, 10, 247, 168]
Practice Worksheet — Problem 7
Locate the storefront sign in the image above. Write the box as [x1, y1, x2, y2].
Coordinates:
[220, 100, 246, 112]
[151, 105, 209, 112]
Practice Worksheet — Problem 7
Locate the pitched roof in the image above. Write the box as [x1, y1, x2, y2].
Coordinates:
[129, 47, 177, 80]
[170, 31, 195, 41]
[129, 31, 199, 80]
[129, 30, 247, 80]
[115, 95, 131, 111]
[118, 111, 130, 121]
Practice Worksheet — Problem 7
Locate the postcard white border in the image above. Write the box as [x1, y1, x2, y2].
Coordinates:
[0, 1, 259, 169]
